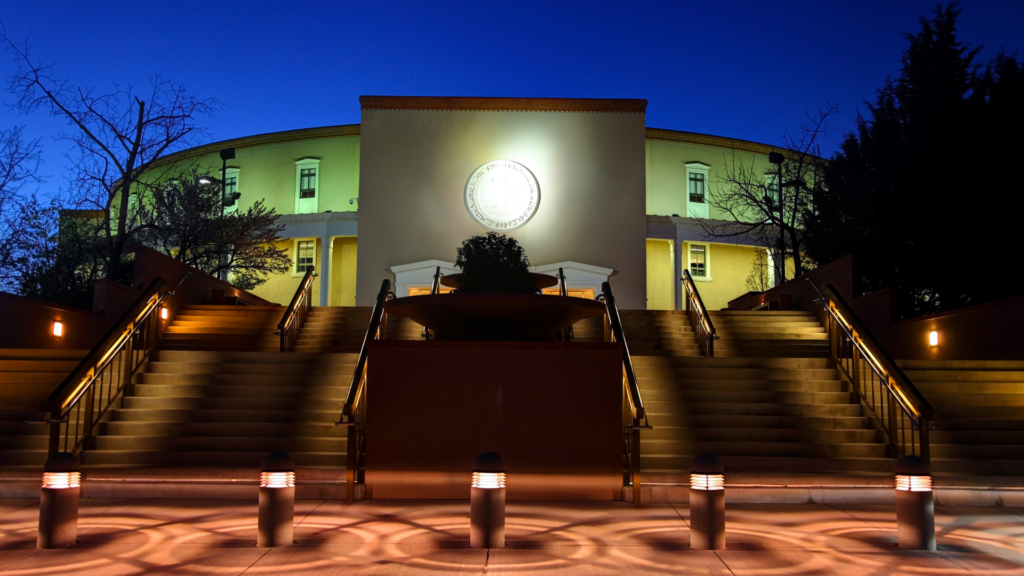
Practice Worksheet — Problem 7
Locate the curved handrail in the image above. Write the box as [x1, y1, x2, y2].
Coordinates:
[812, 281, 934, 462]
[681, 269, 719, 356]
[340, 279, 391, 420]
[600, 281, 647, 424]
[41, 272, 190, 455]
[337, 278, 391, 502]
[277, 266, 316, 352]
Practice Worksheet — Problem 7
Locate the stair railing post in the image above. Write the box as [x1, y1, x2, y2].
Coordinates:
[81, 385, 96, 452]
[631, 419, 642, 505]
[887, 392, 899, 457]
[850, 346, 861, 404]
[346, 427, 358, 502]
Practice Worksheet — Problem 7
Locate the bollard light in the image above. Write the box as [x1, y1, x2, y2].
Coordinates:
[689, 454, 725, 550]
[895, 455, 935, 550]
[470, 452, 506, 549]
[38, 452, 81, 549]
[258, 452, 295, 548]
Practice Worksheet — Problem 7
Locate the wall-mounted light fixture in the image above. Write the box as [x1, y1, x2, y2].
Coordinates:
[928, 330, 939, 347]
[895, 455, 935, 550]
[160, 307, 169, 320]
[37, 452, 81, 549]
[258, 452, 295, 547]
[52, 321, 64, 338]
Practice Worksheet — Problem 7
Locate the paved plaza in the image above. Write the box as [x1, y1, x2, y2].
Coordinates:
[1, 498, 1021, 575]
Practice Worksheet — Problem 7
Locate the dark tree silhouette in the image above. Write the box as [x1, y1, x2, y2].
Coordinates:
[807, 3, 1024, 314]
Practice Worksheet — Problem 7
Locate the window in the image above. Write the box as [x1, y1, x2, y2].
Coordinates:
[764, 173, 780, 212]
[690, 244, 707, 278]
[295, 240, 315, 274]
[299, 168, 316, 198]
[294, 158, 321, 214]
[685, 162, 710, 218]
[223, 167, 240, 212]
[689, 172, 706, 203]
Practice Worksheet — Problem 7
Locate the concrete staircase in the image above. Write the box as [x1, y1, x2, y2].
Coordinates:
[619, 309, 890, 481]
[159, 304, 284, 352]
[710, 310, 829, 357]
[900, 360, 1024, 477]
[84, 350, 354, 468]
[0, 349, 87, 469]
[620, 310, 699, 356]
[635, 354, 888, 478]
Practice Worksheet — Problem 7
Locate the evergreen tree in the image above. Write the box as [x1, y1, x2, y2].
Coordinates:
[807, 3, 1023, 315]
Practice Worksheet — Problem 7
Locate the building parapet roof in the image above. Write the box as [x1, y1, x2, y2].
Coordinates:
[360, 96, 648, 113]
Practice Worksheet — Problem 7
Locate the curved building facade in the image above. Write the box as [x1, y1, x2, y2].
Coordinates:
[148, 96, 786, 310]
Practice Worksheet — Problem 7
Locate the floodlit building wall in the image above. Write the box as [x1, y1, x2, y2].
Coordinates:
[248, 239, 321, 306]
[357, 100, 649, 309]
[646, 239, 675, 310]
[682, 242, 761, 311]
[330, 237, 358, 306]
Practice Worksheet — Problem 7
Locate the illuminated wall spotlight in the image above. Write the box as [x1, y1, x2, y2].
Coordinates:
[470, 452, 506, 549]
[895, 455, 935, 551]
[160, 306, 169, 320]
[258, 452, 295, 547]
[689, 454, 725, 550]
[52, 320, 64, 338]
[928, 330, 939, 347]
[37, 452, 81, 549]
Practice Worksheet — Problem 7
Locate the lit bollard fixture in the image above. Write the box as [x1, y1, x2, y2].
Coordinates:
[689, 454, 725, 550]
[470, 452, 506, 549]
[37, 452, 81, 549]
[895, 455, 936, 551]
[258, 452, 295, 547]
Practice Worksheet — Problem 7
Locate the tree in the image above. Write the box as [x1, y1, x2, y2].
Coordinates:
[3, 33, 218, 283]
[699, 105, 836, 282]
[806, 3, 1023, 314]
[454, 232, 536, 293]
[745, 247, 772, 293]
[136, 171, 290, 290]
[0, 125, 55, 292]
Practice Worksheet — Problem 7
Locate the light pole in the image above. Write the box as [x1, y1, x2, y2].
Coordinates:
[219, 148, 236, 282]
[768, 151, 785, 284]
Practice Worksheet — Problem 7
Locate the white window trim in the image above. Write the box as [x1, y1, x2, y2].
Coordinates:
[687, 242, 712, 282]
[292, 238, 317, 277]
[223, 167, 240, 214]
[294, 158, 321, 214]
[685, 162, 710, 219]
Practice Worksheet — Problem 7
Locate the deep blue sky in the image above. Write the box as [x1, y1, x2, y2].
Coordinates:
[4, 0, 1022, 198]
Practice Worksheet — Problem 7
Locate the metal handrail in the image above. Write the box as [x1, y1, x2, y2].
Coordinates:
[422, 266, 443, 340]
[811, 281, 934, 463]
[40, 273, 189, 455]
[277, 266, 316, 352]
[682, 269, 719, 357]
[598, 281, 651, 505]
[336, 278, 392, 501]
[556, 267, 574, 341]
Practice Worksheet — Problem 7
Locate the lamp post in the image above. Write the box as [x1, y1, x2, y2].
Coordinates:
[258, 452, 295, 547]
[689, 454, 725, 550]
[768, 151, 785, 285]
[470, 452, 506, 549]
[218, 148, 236, 282]
[895, 455, 935, 550]
[38, 452, 81, 549]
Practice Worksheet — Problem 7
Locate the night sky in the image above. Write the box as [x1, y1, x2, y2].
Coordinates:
[4, 0, 1022, 199]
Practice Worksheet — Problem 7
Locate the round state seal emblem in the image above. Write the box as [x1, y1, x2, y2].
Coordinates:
[464, 160, 540, 231]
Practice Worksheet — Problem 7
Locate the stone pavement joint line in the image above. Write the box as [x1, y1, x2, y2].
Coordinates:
[0, 499, 1020, 575]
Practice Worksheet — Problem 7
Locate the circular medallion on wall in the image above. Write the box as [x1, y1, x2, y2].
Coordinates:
[464, 160, 540, 231]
